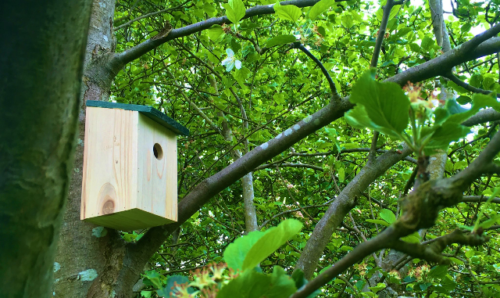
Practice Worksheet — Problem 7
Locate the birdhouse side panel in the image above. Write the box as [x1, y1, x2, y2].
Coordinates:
[137, 114, 177, 222]
[81, 107, 139, 221]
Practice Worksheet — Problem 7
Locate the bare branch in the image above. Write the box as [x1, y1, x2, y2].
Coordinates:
[254, 162, 324, 171]
[291, 42, 341, 102]
[462, 195, 500, 204]
[462, 108, 500, 126]
[371, 0, 397, 67]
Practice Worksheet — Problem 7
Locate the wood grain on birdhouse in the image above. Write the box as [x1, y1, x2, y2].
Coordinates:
[80, 101, 187, 230]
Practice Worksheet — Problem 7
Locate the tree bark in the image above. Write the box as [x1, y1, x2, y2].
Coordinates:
[52, 1, 135, 297]
[295, 147, 412, 279]
[0, 0, 92, 297]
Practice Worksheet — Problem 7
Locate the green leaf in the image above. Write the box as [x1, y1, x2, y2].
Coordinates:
[224, 0, 246, 24]
[428, 265, 448, 278]
[224, 230, 266, 271]
[448, 257, 464, 265]
[308, 0, 335, 20]
[389, 5, 401, 19]
[447, 81, 469, 93]
[456, 96, 471, 105]
[242, 219, 303, 270]
[217, 266, 297, 298]
[424, 122, 470, 155]
[266, 35, 296, 48]
[400, 232, 421, 243]
[274, 2, 302, 22]
[291, 269, 321, 298]
[425, 94, 500, 155]
[366, 219, 390, 227]
[369, 283, 386, 293]
[421, 36, 434, 51]
[478, 215, 500, 229]
[341, 14, 354, 28]
[470, 74, 482, 88]
[207, 25, 225, 40]
[144, 270, 162, 289]
[337, 166, 345, 182]
[345, 71, 410, 138]
[379, 209, 396, 224]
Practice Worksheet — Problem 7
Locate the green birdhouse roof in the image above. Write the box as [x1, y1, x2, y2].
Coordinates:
[86, 100, 189, 136]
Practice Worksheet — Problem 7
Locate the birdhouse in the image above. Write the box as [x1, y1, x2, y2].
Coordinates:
[80, 100, 189, 230]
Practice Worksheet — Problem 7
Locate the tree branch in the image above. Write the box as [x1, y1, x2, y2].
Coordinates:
[114, 0, 190, 31]
[443, 72, 500, 98]
[371, 0, 396, 67]
[462, 108, 500, 126]
[295, 144, 412, 279]
[387, 37, 500, 85]
[388, 230, 487, 264]
[462, 195, 500, 204]
[254, 162, 324, 171]
[130, 98, 354, 262]
[452, 128, 500, 186]
[114, 0, 327, 65]
[291, 42, 341, 101]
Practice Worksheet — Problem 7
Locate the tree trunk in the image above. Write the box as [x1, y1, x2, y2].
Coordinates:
[52, 0, 137, 297]
[0, 0, 92, 297]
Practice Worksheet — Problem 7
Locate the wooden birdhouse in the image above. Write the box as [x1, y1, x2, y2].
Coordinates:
[81, 100, 189, 230]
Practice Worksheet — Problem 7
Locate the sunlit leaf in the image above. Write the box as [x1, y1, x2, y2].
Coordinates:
[380, 209, 396, 224]
[224, 0, 246, 24]
[308, 0, 336, 20]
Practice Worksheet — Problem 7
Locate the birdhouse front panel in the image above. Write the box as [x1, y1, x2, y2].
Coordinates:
[81, 107, 139, 223]
[81, 101, 189, 231]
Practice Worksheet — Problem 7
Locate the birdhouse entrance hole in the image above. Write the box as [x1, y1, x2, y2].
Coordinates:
[153, 143, 163, 160]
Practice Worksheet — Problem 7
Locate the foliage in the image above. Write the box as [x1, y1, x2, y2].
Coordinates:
[143, 219, 311, 298]
[110, 0, 500, 296]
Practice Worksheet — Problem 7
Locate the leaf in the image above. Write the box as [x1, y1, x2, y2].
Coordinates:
[144, 270, 162, 289]
[274, 2, 302, 22]
[345, 71, 410, 139]
[369, 283, 386, 293]
[224, 0, 246, 24]
[291, 269, 321, 298]
[424, 122, 470, 155]
[456, 96, 471, 105]
[366, 219, 390, 227]
[447, 81, 469, 93]
[234, 66, 251, 88]
[242, 219, 303, 270]
[379, 209, 396, 224]
[448, 257, 464, 265]
[470, 74, 482, 88]
[400, 232, 421, 243]
[217, 266, 297, 298]
[308, 0, 335, 20]
[223, 230, 266, 270]
[266, 35, 296, 48]
[341, 14, 354, 28]
[389, 5, 400, 19]
[421, 36, 434, 51]
[428, 265, 448, 278]
[337, 166, 345, 182]
[207, 25, 225, 40]
[157, 275, 191, 297]
[424, 94, 500, 155]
